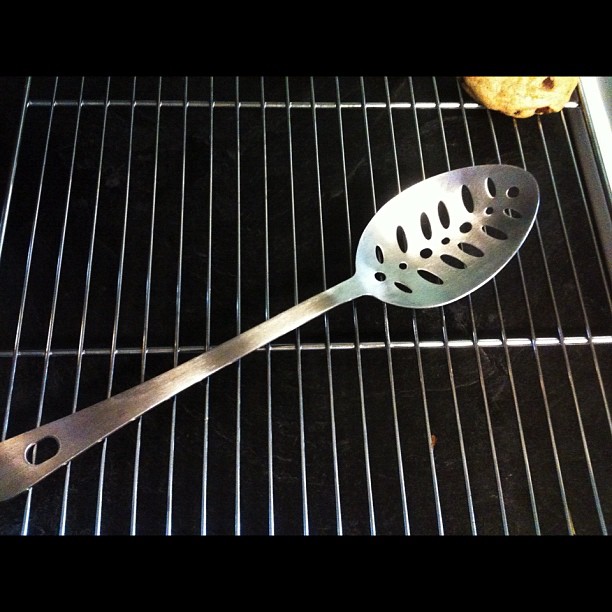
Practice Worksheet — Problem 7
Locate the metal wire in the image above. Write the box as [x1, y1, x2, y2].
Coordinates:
[6, 77, 59, 535]
[432, 77, 477, 534]
[535, 115, 607, 533]
[260, 76, 275, 536]
[407, 76, 444, 535]
[455, 80, 509, 533]
[310, 77, 343, 535]
[201, 75, 214, 535]
[383, 76, 411, 534]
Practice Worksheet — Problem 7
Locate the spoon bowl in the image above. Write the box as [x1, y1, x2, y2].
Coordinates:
[356, 164, 539, 308]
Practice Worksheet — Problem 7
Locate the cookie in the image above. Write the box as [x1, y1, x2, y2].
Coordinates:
[461, 76, 579, 118]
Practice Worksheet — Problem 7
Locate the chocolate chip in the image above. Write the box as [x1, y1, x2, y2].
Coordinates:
[535, 106, 553, 114]
[542, 77, 555, 89]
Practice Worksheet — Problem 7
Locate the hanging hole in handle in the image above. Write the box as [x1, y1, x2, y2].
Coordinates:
[25, 436, 60, 465]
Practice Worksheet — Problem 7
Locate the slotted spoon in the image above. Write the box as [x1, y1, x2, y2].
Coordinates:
[0, 164, 539, 501]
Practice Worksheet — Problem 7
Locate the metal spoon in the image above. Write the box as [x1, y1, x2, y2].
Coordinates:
[0, 164, 539, 502]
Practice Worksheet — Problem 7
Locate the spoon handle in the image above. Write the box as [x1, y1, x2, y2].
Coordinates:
[0, 275, 364, 502]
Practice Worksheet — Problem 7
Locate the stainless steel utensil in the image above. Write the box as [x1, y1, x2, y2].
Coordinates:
[0, 164, 539, 502]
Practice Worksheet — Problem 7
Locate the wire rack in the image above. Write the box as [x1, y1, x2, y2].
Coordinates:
[0, 76, 610, 535]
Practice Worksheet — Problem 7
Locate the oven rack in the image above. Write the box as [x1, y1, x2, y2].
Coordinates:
[0, 76, 610, 535]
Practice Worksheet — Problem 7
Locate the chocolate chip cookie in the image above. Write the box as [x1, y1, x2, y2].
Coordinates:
[461, 76, 579, 118]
